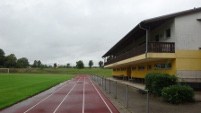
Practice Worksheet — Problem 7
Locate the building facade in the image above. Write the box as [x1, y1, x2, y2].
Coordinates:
[103, 8, 201, 88]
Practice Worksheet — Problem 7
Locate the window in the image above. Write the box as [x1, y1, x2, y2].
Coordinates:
[165, 29, 171, 38]
[117, 68, 120, 71]
[155, 35, 159, 42]
[113, 68, 116, 71]
[132, 67, 136, 70]
[121, 68, 126, 71]
[147, 65, 152, 70]
[199, 47, 201, 50]
[138, 66, 145, 70]
[155, 62, 172, 70]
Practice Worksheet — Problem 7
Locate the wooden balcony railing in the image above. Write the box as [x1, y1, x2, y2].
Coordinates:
[148, 42, 175, 53]
[104, 42, 175, 65]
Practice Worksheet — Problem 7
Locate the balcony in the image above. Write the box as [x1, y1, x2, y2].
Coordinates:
[104, 42, 175, 65]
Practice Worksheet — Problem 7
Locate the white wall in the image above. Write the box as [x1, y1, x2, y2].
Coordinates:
[149, 19, 176, 43]
[149, 11, 201, 51]
[174, 11, 201, 50]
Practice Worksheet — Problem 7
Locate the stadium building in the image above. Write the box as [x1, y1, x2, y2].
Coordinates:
[103, 8, 201, 89]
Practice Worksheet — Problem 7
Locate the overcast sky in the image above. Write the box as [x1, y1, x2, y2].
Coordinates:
[0, 0, 200, 66]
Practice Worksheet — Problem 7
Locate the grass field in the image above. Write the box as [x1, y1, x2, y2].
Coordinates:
[0, 74, 74, 109]
[9, 68, 112, 77]
[0, 68, 112, 109]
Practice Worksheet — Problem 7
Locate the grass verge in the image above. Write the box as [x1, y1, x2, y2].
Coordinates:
[0, 74, 74, 109]
[9, 68, 112, 77]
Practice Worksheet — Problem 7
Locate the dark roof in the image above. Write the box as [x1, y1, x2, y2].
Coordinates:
[102, 7, 201, 57]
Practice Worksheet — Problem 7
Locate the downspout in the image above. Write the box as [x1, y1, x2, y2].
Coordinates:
[139, 23, 149, 58]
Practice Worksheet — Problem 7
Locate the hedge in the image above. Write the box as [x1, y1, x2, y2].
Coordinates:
[145, 72, 177, 97]
[162, 85, 194, 104]
[145, 72, 159, 94]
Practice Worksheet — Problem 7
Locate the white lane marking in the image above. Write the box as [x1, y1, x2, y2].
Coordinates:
[24, 82, 68, 113]
[53, 78, 81, 113]
[82, 77, 85, 113]
[87, 76, 113, 113]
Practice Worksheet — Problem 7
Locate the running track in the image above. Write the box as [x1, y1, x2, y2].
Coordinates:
[1, 75, 120, 113]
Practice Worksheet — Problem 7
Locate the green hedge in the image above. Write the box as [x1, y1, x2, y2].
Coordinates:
[162, 85, 194, 104]
[145, 72, 159, 94]
[145, 72, 177, 97]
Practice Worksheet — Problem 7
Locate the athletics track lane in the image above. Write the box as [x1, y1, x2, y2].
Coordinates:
[0, 75, 119, 113]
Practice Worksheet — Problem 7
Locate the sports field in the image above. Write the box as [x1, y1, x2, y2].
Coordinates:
[1, 75, 120, 113]
[0, 74, 74, 109]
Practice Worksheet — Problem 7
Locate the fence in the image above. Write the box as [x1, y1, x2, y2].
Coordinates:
[90, 75, 149, 113]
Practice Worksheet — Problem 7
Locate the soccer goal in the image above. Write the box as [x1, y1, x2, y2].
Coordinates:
[0, 68, 9, 73]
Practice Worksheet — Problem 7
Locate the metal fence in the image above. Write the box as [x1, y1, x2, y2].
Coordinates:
[90, 75, 149, 113]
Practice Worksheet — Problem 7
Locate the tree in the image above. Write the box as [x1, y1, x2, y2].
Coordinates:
[98, 61, 103, 67]
[4, 54, 17, 68]
[67, 63, 71, 68]
[38, 60, 41, 67]
[76, 60, 84, 69]
[32, 60, 42, 68]
[0, 48, 5, 67]
[17, 57, 29, 68]
[44, 64, 48, 68]
[88, 60, 93, 68]
[32, 60, 38, 68]
[54, 63, 57, 68]
[39, 64, 45, 70]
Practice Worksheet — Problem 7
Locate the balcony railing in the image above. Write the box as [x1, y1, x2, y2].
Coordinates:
[148, 42, 175, 53]
[104, 42, 175, 65]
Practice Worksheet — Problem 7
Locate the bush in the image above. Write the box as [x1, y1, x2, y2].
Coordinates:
[145, 72, 159, 93]
[145, 72, 177, 97]
[162, 85, 194, 104]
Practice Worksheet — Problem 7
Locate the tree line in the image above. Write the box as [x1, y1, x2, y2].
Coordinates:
[75, 60, 103, 69]
[0, 48, 29, 68]
[54, 60, 103, 69]
[0, 48, 104, 69]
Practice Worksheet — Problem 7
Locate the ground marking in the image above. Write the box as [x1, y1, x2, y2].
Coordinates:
[53, 78, 81, 113]
[82, 77, 85, 113]
[88, 76, 113, 113]
[23, 81, 69, 113]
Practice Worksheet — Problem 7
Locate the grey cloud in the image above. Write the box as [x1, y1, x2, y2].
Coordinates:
[0, 0, 200, 66]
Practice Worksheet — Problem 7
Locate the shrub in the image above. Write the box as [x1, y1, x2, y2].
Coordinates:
[162, 85, 194, 104]
[145, 72, 177, 97]
[145, 72, 159, 93]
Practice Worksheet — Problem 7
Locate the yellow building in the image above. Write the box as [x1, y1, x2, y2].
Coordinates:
[103, 8, 201, 88]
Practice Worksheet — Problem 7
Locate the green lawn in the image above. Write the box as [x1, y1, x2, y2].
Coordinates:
[0, 74, 74, 109]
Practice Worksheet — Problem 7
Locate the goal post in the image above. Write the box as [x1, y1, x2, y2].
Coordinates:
[0, 68, 9, 73]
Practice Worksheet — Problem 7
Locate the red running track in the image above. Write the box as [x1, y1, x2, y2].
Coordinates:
[0, 75, 120, 113]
